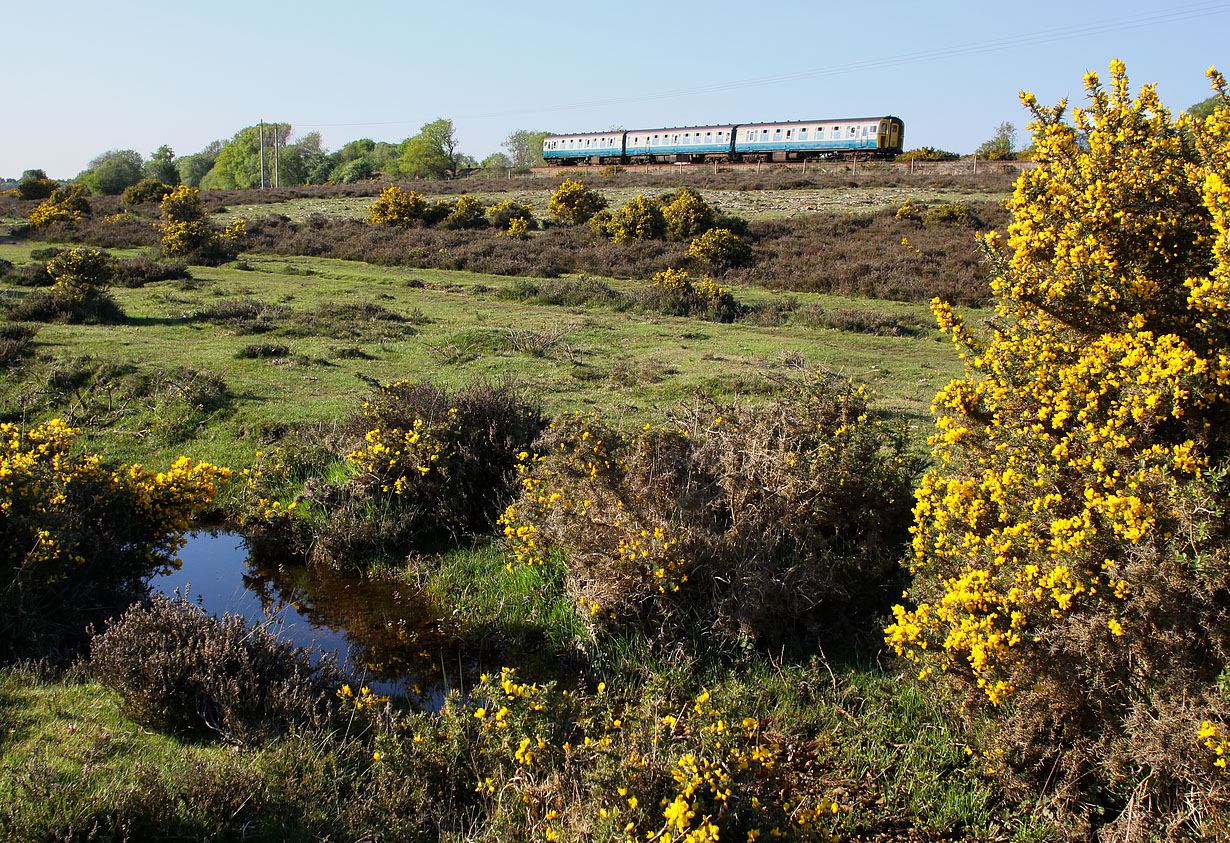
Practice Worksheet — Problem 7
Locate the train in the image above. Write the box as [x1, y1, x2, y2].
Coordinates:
[543, 116, 904, 166]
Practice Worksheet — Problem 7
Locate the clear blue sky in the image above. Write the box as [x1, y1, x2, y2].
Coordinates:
[4, 0, 1227, 179]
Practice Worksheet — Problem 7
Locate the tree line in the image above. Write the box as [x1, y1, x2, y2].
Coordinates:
[10, 122, 551, 196]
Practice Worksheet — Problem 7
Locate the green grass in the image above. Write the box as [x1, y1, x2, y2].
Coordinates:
[0, 243, 970, 473]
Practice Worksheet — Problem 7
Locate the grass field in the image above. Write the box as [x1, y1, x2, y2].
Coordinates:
[0, 241, 971, 472]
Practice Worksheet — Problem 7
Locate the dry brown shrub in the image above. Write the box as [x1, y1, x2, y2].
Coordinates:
[501, 374, 924, 650]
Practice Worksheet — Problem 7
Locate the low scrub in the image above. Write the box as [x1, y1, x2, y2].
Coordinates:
[638, 268, 742, 322]
[113, 255, 191, 287]
[3, 246, 123, 323]
[500, 374, 924, 650]
[90, 595, 349, 745]
[241, 379, 545, 566]
[0, 322, 37, 368]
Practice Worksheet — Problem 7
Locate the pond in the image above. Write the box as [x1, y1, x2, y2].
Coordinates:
[154, 530, 454, 695]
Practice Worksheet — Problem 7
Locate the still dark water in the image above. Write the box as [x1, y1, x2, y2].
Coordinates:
[154, 530, 451, 695]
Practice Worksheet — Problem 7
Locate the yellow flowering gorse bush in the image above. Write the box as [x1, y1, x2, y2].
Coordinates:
[1, 419, 229, 656]
[885, 62, 1230, 819]
[158, 185, 240, 263]
[364, 669, 846, 843]
[368, 185, 427, 226]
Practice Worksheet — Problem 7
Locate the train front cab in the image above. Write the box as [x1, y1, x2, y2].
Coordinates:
[878, 118, 904, 156]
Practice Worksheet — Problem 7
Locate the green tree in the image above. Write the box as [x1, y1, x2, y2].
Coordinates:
[331, 158, 374, 184]
[974, 121, 1017, 159]
[175, 140, 223, 188]
[480, 152, 512, 170]
[79, 149, 144, 195]
[502, 129, 549, 168]
[142, 145, 179, 185]
[202, 123, 293, 189]
[395, 118, 462, 179]
[292, 131, 333, 184]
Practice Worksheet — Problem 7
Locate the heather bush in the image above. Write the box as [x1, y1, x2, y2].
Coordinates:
[242, 379, 545, 566]
[236, 341, 291, 359]
[0, 322, 37, 368]
[885, 63, 1230, 833]
[0, 419, 229, 659]
[500, 374, 922, 649]
[90, 595, 348, 745]
[113, 255, 191, 287]
[2, 260, 54, 287]
[547, 178, 607, 225]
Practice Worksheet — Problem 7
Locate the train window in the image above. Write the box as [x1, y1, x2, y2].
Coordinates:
[799, 129, 807, 139]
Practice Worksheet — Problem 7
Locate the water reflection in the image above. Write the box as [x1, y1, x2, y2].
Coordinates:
[155, 530, 452, 694]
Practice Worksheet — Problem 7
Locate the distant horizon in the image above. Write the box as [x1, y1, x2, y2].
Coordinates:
[3, 0, 1227, 180]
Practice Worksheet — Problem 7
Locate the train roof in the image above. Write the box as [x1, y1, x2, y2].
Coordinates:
[623, 124, 737, 134]
[546, 117, 902, 139]
[543, 130, 625, 139]
[734, 116, 901, 127]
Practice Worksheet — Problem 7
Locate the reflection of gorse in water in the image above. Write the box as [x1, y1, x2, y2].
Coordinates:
[158, 531, 458, 687]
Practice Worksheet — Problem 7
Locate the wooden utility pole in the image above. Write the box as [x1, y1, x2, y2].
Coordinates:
[274, 124, 280, 188]
[259, 120, 266, 189]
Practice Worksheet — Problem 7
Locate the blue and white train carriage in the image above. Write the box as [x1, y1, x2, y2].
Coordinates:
[542, 116, 903, 165]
